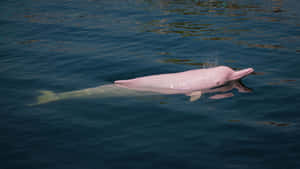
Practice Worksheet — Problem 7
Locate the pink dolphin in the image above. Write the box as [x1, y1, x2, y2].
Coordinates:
[115, 66, 254, 101]
[30, 66, 254, 105]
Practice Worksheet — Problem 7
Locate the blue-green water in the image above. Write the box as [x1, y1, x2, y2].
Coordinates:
[1, 0, 300, 168]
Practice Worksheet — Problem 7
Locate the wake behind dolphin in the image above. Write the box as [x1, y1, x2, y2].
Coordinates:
[30, 66, 254, 105]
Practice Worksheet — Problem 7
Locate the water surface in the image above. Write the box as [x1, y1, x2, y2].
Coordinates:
[1, 0, 300, 169]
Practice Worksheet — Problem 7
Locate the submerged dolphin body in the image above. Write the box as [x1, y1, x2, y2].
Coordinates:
[31, 66, 254, 105]
[31, 84, 158, 106]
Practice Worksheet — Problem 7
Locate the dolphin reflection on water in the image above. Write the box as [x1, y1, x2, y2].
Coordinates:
[30, 66, 254, 105]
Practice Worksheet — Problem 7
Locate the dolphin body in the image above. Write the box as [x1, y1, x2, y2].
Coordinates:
[31, 66, 254, 105]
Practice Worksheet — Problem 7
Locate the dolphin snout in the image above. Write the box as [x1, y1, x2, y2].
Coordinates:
[231, 68, 254, 80]
[242, 68, 254, 75]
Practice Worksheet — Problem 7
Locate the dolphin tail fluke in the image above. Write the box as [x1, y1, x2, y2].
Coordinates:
[29, 90, 58, 106]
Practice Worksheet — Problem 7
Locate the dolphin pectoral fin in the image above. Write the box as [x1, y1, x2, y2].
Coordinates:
[190, 95, 201, 102]
[187, 91, 202, 102]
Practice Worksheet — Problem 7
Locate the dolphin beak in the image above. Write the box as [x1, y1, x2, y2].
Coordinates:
[231, 68, 254, 80]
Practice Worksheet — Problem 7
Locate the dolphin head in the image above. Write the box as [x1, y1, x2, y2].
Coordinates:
[213, 66, 254, 86]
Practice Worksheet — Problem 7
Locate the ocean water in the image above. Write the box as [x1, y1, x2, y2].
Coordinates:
[1, 0, 300, 169]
